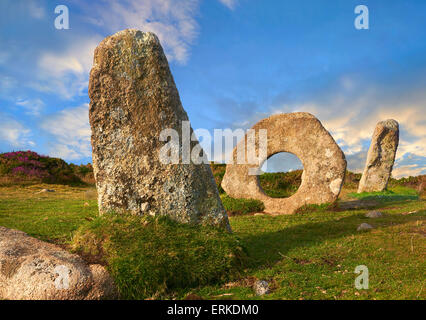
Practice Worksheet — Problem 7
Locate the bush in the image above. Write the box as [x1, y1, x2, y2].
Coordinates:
[71, 214, 247, 299]
[0, 150, 93, 186]
[220, 195, 265, 215]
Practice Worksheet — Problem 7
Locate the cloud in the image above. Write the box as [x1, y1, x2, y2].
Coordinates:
[28, 0, 46, 19]
[3, 0, 240, 102]
[77, 0, 200, 63]
[211, 74, 425, 177]
[218, 0, 238, 10]
[40, 104, 91, 161]
[16, 98, 45, 116]
[36, 37, 102, 99]
[0, 114, 34, 148]
[393, 153, 426, 178]
[265, 74, 426, 176]
[393, 165, 426, 179]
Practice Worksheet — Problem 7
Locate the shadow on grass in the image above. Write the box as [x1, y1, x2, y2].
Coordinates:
[238, 209, 421, 271]
[338, 195, 420, 210]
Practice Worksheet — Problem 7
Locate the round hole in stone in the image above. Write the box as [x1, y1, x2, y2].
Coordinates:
[258, 152, 303, 198]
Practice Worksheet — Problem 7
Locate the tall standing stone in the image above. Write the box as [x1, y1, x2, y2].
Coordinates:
[358, 119, 399, 193]
[88, 29, 229, 229]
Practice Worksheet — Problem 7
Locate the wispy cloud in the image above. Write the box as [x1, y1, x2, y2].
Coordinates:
[27, 0, 46, 20]
[0, 114, 34, 148]
[16, 98, 45, 116]
[218, 0, 238, 10]
[40, 104, 91, 161]
[36, 36, 102, 99]
[77, 0, 200, 64]
[269, 78, 426, 176]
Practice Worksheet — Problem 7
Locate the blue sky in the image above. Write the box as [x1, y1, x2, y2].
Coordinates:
[0, 0, 425, 177]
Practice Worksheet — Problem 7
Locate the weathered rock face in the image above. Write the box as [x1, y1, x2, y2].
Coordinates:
[358, 119, 399, 193]
[222, 113, 347, 214]
[0, 226, 117, 300]
[89, 29, 229, 229]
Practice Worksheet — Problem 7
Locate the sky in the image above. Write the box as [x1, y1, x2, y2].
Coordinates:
[0, 0, 425, 178]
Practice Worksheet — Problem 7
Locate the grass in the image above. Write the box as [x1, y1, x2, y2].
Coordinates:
[348, 186, 419, 202]
[195, 203, 425, 300]
[0, 182, 424, 300]
[221, 195, 265, 215]
[71, 214, 246, 299]
[0, 184, 98, 243]
[258, 170, 302, 198]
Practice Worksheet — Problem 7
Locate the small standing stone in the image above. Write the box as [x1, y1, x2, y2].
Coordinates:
[357, 223, 374, 231]
[358, 119, 399, 193]
[253, 280, 270, 295]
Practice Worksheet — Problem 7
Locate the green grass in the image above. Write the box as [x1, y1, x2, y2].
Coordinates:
[258, 170, 302, 198]
[348, 186, 419, 202]
[193, 201, 425, 300]
[221, 194, 265, 215]
[0, 183, 425, 300]
[71, 214, 246, 299]
[0, 184, 98, 243]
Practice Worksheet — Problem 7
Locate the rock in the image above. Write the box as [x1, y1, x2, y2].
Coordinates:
[88, 29, 229, 230]
[36, 189, 55, 194]
[358, 119, 399, 193]
[221, 113, 347, 214]
[253, 280, 270, 295]
[357, 223, 374, 231]
[417, 177, 425, 195]
[365, 211, 383, 218]
[0, 226, 117, 300]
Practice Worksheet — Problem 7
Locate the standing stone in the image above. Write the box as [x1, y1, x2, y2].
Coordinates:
[358, 119, 399, 193]
[88, 29, 229, 229]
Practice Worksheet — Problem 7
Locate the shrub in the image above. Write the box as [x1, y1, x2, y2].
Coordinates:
[71, 214, 247, 299]
[0, 150, 92, 186]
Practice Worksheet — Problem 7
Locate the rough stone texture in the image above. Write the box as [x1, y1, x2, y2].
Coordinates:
[357, 223, 374, 231]
[365, 211, 383, 218]
[222, 113, 347, 214]
[358, 119, 399, 193]
[88, 29, 229, 229]
[0, 226, 117, 300]
[253, 280, 270, 295]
